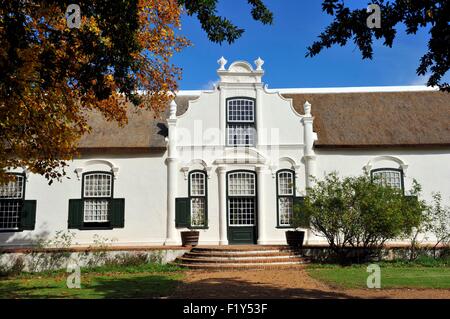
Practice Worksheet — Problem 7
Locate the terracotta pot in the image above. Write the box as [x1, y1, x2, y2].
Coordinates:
[285, 230, 305, 248]
[181, 231, 200, 247]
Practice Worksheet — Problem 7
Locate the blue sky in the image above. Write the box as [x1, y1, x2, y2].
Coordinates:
[172, 0, 448, 90]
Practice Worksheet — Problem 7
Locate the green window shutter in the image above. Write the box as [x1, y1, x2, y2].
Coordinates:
[175, 197, 190, 228]
[293, 196, 310, 228]
[21, 200, 36, 230]
[110, 198, 125, 228]
[68, 199, 83, 229]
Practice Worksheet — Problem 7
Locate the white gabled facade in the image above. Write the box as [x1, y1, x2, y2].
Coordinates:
[0, 58, 449, 248]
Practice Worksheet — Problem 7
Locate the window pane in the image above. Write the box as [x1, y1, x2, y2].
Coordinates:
[227, 99, 255, 122]
[373, 170, 402, 190]
[83, 173, 112, 198]
[228, 198, 255, 226]
[0, 175, 24, 199]
[228, 172, 255, 196]
[279, 197, 293, 226]
[83, 199, 109, 222]
[190, 172, 206, 196]
[227, 124, 255, 146]
[191, 198, 206, 227]
[278, 171, 294, 196]
[0, 201, 21, 230]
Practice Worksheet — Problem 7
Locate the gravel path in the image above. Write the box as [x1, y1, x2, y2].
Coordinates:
[171, 266, 450, 299]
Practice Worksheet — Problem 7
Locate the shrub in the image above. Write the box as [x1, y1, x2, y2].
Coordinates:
[428, 192, 450, 258]
[293, 172, 427, 264]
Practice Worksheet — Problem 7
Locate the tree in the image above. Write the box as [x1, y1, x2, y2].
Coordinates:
[178, 0, 273, 44]
[428, 192, 450, 258]
[293, 172, 426, 264]
[307, 0, 450, 92]
[0, 0, 189, 184]
[0, 0, 273, 184]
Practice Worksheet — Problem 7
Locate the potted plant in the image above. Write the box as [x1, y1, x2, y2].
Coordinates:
[180, 214, 205, 246]
[180, 230, 200, 247]
[286, 197, 310, 248]
[285, 229, 305, 248]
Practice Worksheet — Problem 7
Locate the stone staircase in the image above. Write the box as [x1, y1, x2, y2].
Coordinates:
[174, 245, 309, 270]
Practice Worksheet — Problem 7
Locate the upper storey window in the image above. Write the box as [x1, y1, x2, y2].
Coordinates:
[226, 98, 256, 146]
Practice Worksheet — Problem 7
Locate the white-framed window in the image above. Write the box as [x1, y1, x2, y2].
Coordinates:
[228, 172, 256, 196]
[371, 168, 404, 191]
[189, 171, 207, 227]
[226, 98, 256, 146]
[227, 171, 256, 226]
[277, 170, 295, 227]
[82, 172, 113, 222]
[0, 174, 25, 230]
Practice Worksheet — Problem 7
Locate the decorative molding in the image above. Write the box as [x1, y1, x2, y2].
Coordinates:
[254, 57, 264, 71]
[364, 155, 408, 173]
[303, 101, 312, 116]
[74, 168, 84, 181]
[205, 166, 213, 179]
[75, 159, 119, 180]
[169, 100, 177, 119]
[217, 56, 227, 71]
[269, 165, 277, 178]
[293, 165, 302, 178]
[180, 167, 189, 180]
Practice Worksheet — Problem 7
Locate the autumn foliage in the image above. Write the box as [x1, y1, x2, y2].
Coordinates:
[0, 0, 189, 183]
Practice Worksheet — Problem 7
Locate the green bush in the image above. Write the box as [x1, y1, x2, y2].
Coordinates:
[293, 172, 427, 264]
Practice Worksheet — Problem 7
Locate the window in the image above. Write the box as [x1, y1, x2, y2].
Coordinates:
[82, 172, 113, 222]
[0, 174, 25, 230]
[228, 172, 255, 196]
[226, 98, 256, 146]
[277, 170, 295, 227]
[227, 171, 256, 226]
[0, 173, 36, 231]
[371, 168, 404, 192]
[189, 171, 207, 228]
[68, 171, 125, 230]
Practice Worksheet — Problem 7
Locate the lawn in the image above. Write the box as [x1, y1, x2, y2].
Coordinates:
[307, 260, 450, 289]
[0, 263, 184, 299]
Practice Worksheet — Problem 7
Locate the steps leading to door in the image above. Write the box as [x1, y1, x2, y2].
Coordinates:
[174, 245, 308, 270]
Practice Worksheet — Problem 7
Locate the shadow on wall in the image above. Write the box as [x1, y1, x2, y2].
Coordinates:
[0, 223, 51, 248]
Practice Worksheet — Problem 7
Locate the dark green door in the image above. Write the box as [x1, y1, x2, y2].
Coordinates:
[227, 171, 257, 244]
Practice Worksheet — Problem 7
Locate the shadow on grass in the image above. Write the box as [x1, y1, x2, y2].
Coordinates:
[169, 276, 360, 299]
[0, 273, 182, 299]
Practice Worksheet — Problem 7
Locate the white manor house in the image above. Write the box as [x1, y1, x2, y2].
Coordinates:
[1, 58, 449, 247]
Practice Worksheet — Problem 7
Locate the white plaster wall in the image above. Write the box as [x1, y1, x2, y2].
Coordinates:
[304, 148, 450, 244]
[0, 152, 169, 247]
[173, 82, 308, 245]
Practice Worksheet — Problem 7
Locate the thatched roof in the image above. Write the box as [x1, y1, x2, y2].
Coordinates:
[77, 95, 198, 151]
[78, 90, 450, 150]
[283, 91, 450, 147]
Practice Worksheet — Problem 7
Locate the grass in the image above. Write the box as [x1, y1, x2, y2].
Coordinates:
[0, 263, 185, 299]
[307, 258, 450, 289]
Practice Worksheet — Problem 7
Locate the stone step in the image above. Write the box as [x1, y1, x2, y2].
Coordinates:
[178, 245, 307, 270]
[191, 246, 300, 254]
[184, 251, 302, 258]
[177, 256, 307, 264]
[174, 261, 307, 270]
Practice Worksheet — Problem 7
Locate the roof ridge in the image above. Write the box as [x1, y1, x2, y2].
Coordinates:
[175, 85, 439, 95]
